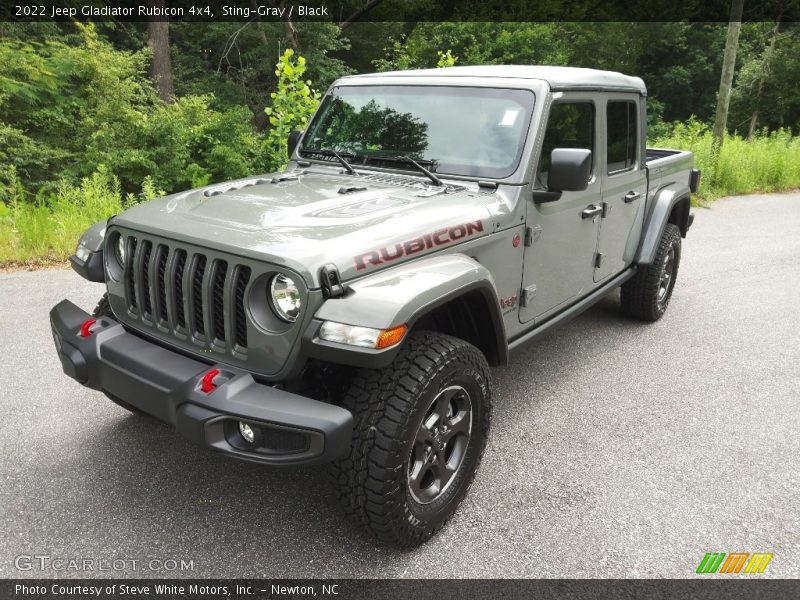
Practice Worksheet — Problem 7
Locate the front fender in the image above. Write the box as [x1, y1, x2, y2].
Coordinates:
[304, 254, 506, 369]
[69, 220, 108, 282]
[635, 185, 690, 265]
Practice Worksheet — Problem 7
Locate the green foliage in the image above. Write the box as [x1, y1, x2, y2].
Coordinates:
[372, 38, 417, 72]
[263, 49, 321, 171]
[651, 121, 800, 201]
[2, 19, 800, 266]
[729, 23, 800, 133]
[0, 24, 263, 197]
[0, 168, 126, 264]
[91, 94, 262, 192]
[436, 50, 458, 68]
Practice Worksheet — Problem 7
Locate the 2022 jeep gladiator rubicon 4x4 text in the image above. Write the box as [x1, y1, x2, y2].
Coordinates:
[51, 66, 698, 547]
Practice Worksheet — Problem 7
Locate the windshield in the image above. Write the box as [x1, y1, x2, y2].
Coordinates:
[301, 85, 535, 179]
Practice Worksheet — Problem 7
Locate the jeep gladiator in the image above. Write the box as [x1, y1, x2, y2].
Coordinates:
[50, 66, 698, 547]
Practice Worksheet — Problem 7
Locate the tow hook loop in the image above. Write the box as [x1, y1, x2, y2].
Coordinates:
[200, 369, 221, 393]
[80, 318, 97, 338]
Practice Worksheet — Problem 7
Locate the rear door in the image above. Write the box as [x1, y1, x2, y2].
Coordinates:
[594, 96, 647, 282]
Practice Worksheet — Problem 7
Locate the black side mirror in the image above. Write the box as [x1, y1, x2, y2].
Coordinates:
[287, 130, 302, 159]
[548, 148, 592, 192]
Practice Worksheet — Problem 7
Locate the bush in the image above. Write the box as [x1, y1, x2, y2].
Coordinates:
[0, 25, 263, 197]
[0, 168, 125, 264]
[651, 120, 800, 200]
[263, 49, 321, 172]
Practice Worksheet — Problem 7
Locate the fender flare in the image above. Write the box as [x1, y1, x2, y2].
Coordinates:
[304, 254, 508, 369]
[69, 220, 108, 282]
[635, 185, 691, 265]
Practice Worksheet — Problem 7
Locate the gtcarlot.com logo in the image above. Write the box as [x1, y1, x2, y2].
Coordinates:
[14, 555, 194, 572]
[696, 552, 773, 574]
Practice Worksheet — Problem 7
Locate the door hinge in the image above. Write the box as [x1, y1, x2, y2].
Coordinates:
[520, 284, 537, 307]
[594, 252, 604, 268]
[524, 225, 542, 247]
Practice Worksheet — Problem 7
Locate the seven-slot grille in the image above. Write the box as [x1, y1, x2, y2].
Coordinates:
[120, 235, 251, 353]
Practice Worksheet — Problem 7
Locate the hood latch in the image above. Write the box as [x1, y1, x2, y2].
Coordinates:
[320, 264, 347, 299]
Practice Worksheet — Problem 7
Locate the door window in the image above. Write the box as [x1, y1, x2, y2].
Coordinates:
[606, 101, 638, 174]
[536, 102, 594, 188]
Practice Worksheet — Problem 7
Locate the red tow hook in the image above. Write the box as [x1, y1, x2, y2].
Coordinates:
[80, 318, 97, 338]
[200, 369, 221, 393]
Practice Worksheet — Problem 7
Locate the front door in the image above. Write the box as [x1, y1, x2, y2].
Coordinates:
[520, 96, 602, 324]
[594, 97, 647, 282]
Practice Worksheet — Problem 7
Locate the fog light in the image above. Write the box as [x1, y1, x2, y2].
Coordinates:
[238, 421, 255, 444]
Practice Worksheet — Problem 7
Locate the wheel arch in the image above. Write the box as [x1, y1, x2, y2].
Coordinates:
[306, 254, 508, 368]
[408, 285, 507, 367]
[635, 185, 691, 265]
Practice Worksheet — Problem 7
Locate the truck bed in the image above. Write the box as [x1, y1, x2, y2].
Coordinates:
[645, 147, 694, 192]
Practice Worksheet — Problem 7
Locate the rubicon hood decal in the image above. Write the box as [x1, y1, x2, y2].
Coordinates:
[354, 220, 485, 271]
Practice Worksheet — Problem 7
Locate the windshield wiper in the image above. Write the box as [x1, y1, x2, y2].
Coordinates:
[303, 148, 357, 175]
[370, 155, 443, 187]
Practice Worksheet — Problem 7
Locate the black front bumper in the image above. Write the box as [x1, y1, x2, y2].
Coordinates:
[49, 299, 353, 465]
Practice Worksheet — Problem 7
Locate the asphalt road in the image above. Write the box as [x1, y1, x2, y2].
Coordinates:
[1, 193, 798, 579]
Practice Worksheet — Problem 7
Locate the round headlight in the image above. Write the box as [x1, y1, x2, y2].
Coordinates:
[115, 236, 126, 265]
[269, 273, 302, 322]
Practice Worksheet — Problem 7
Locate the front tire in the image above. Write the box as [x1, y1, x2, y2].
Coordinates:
[330, 331, 491, 547]
[621, 223, 682, 321]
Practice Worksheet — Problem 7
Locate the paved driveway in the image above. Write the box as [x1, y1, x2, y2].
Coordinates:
[1, 193, 798, 578]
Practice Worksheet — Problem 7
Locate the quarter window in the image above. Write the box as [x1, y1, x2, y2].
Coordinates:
[606, 101, 638, 173]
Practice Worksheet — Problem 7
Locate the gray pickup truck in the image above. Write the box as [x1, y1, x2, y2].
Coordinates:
[50, 66, 698, 547]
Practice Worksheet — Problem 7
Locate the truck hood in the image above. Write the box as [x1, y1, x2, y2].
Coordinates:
[114, 170, 500, 288]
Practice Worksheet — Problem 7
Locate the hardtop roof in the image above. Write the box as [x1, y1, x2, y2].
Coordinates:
[341, 65, 647, 94]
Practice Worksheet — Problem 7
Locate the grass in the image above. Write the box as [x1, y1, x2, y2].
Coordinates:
[1, 128, 799, 267]
[651, 122, 800, 202]
[0, 170, 125, 266]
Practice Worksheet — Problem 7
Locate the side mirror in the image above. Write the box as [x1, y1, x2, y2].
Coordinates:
[287, 130, 302, 159]
[548, 148, 592, 192]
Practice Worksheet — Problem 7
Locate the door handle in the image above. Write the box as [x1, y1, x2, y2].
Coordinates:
[582, 204, 603, 219]
[624, 191, 641, 203]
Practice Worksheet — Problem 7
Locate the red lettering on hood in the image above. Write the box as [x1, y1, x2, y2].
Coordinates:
[353, 220, 485, 271]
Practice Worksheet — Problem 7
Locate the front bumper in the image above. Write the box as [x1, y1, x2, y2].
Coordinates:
[49, 299, 353, 465]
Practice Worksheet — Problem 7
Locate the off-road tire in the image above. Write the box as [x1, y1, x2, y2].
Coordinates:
[330, 331, 491, 548]
[92, 294, 150, 417]
[621, 223, 682, 321]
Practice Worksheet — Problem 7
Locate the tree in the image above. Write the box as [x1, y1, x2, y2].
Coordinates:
[746, 14, 784, 138]
[712, 0, 745, 152]
[263, 49, 321, 170]
[147, 0, 174, 103]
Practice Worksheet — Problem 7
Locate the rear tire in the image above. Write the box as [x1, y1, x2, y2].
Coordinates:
[92, 294, 150, 418]
[330, 331, 491, 548]
[621, 223, 681, 321]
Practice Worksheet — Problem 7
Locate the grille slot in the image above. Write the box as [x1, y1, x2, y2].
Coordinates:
[125, 237, 138, 310]
[140, 241, 153, 318]
[234, 266, 251, 349]
[155, 245, 168, 323]
[118, 233, 251, 355]
[191, 255, 207, 337]
[174, 250, 187, 328]
[212, 260, 228, 343]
